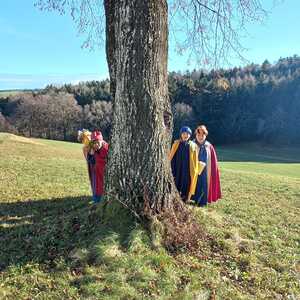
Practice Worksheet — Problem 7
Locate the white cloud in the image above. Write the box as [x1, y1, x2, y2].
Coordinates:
[0, 73, 108, 90]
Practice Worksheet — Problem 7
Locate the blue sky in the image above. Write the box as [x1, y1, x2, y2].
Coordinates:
[1, 0, 300, 90]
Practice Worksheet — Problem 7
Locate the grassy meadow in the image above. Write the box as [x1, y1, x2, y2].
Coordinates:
[0, 90, 34, 99]
[0, 133, 299, 299]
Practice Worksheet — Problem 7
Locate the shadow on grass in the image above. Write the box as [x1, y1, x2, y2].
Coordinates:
[0, 196, 136, 272]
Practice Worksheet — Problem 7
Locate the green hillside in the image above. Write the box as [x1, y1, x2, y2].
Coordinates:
[0, 90, 32, 98]
[0, 133, 299, 299]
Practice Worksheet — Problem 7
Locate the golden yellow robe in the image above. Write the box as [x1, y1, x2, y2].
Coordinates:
[169, 140, 205, 200]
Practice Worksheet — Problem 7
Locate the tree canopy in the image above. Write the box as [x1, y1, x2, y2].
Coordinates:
[35, 0, 267, 67]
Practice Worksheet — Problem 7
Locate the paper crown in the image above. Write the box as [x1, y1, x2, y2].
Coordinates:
[77, 129, 91, 146]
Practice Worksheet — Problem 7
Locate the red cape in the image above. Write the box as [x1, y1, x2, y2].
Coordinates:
[208, 145, 221, 203]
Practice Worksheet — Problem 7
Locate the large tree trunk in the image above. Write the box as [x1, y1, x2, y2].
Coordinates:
[104, 0, 177, 214]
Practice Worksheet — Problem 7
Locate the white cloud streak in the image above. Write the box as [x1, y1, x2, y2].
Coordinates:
[0, 73, 108, 90]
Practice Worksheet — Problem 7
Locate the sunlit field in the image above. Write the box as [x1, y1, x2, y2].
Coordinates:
[0, 133, 299, 299]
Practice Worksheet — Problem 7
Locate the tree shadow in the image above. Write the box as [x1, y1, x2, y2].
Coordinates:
[0, 196, 136, 272]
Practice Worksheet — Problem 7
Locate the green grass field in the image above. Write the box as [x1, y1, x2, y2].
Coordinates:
[0, 90, 32, 98]
[0, 133, 299, 299]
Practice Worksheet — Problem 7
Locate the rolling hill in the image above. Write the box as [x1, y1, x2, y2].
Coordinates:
[0, 133, 299, 299]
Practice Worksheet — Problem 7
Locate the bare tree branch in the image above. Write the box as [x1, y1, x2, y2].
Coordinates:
[168, 0, 269, 67]
[194, 0, 224, 17]
[35, 0, 272, 67]
[35, 0, 105, 49]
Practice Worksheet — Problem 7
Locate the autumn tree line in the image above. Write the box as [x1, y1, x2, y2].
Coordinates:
[0, 80, 112, 141]
[1, 55, 300, 145]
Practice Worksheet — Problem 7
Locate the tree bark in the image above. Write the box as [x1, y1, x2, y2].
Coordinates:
[104, 0, 177, 214]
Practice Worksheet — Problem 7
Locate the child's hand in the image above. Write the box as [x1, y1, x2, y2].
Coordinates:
[94, 141, 103, 151]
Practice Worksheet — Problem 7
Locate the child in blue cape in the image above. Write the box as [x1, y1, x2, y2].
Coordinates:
[169, 126, 204, 202]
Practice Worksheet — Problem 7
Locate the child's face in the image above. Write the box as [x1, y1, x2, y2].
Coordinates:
[181, 132, 190, 141]
[196, 130, 206, 143]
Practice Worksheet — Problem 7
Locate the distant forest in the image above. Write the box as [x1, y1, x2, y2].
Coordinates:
[1, 55, 300, 145]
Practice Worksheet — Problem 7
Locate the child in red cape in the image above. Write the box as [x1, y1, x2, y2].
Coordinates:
[86, 130, 109, 203]
[191, 125, 221, 206]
